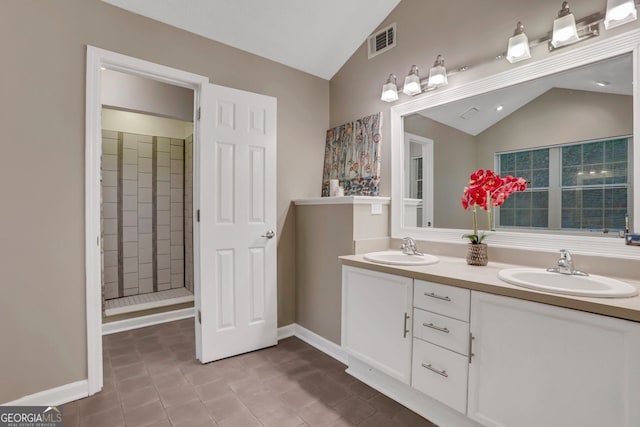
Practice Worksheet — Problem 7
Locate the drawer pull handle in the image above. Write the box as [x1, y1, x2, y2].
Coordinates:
[424, 322, 450, 334]
[422, 363, 448, 378]
[424, 292, 451, 302]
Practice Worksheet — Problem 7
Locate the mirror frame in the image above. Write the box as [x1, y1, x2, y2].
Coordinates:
[391, 29, 640, 260]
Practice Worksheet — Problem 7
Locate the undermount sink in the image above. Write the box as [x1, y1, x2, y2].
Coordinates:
[498, 268, 639, 298]
[363, 251, 439, 266]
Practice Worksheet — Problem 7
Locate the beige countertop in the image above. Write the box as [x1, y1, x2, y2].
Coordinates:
[339, 254, 640, 323]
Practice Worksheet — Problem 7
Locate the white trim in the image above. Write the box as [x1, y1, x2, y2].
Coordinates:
[346, 357, 480, 427]
[85, 46, 208, 397]
[391, 29, 640, 260]
[2, 380, 88, 407]
[294, 196, 391, 206]
[104, 295, 194, 317]
[277, 324, 296, 340]
[102, 308, 195, 335]
[278, 324, 348, 365]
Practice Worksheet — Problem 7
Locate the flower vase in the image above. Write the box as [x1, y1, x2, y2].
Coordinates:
[466, 243, 488, 266]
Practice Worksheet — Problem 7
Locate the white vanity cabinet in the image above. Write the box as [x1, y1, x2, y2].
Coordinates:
[468, 291, 640, 427]
[341, 263, 640, 427]
[341, 266, 414, 384]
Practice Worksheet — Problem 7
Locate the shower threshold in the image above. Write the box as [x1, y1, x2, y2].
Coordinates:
[105, 288, 194, 317]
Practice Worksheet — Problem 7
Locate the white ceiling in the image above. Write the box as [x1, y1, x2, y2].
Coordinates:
[419, 54, 633, 136]
[101, 0, 401, 80]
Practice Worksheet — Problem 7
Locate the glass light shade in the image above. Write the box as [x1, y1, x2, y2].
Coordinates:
[506, 32, 531, 63]
[551, 13, 579, 47]
[381, 81, 398, 102]
[427, 65, 448, 88]
[403, 73, 421, 96]
[604, 0, 637, 29]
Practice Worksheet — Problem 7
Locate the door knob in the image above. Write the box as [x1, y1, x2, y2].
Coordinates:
[261, 230, 275, 239]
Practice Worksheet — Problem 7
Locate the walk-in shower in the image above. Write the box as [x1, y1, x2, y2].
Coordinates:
[101, 111, 194, 317]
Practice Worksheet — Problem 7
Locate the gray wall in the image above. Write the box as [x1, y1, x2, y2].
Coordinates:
[102, 69, 195, 121]
[476, 88, 633, 169]
[1, 0, 327, 403]
[295, 203, 390, 345]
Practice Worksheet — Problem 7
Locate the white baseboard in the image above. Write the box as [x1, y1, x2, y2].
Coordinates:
[277, 324, 296, 340]
[277, 323, 348, 365]
[2, 380, 88, 407]
[102, 307, 195, 335]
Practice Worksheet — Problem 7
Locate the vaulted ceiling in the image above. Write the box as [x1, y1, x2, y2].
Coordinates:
[101, 0, 401, 80]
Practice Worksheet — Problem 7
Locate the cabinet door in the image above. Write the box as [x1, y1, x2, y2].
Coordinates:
[342, 266, 413, 384]
[468, 291, 640, 427]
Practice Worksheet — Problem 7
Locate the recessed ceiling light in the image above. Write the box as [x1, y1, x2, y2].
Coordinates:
[100, 66, 106, 71]
[496, 105, 504, 112]
[595, 81, 610, 87]
[589, 170, 596, 175]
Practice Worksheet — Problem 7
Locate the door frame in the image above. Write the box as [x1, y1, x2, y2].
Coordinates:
[85, 46, 208, 395]
[403, 132, 434, 228]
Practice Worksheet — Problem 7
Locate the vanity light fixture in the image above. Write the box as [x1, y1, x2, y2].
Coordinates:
[402, 65, 422, 96]
[551, 2, 580, 48]
[381, 73, 399, 102]
[604, 0, 637, 29]
[427, 55, 448, 89]
[506, 22, 532, 63]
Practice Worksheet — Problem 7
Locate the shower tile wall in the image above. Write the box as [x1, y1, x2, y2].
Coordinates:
[101, 130, 188, 300]
[156, 137, 172, 291]
[170, 139, 185, 290]
[185, 134, 194, 293]
[102, 131, 119, 300]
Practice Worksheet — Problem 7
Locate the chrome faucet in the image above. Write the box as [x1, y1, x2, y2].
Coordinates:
[401, 237, 424, 256]
[547, 249, 589, 276]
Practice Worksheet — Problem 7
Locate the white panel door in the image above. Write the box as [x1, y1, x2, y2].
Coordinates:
[196, 83, 277, 363]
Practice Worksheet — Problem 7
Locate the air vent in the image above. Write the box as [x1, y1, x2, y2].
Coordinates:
[460, 107, 480, 120]
[368, 23, 396, 59]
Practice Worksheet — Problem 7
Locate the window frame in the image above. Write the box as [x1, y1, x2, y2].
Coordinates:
[494, 135, 633, 234]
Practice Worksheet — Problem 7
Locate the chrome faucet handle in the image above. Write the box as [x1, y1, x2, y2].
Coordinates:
[402, 237, 416, 248]
[547, 249, 588, 276]
[401, 237, 423, 256]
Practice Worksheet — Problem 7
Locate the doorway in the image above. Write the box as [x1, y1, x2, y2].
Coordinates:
[86, 47, 208, 395]
[86, 47, 278, 398]
[100, 69, 196, 320]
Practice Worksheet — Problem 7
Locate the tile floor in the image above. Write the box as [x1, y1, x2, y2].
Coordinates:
[63, 319, 436, 426]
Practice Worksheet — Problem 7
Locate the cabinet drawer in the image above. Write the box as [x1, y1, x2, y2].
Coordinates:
[414, 308, 469, 355]
[412, 338, 468, 414]
[414, 280, 470, 322]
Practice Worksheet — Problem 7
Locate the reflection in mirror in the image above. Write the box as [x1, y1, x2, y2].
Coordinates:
[402, 53, 633, 234]
[403, 133, 433, 227]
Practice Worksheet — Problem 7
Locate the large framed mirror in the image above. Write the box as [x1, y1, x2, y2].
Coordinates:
[390, 30, 640, 258]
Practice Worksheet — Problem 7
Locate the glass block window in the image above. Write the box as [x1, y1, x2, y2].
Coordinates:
[496, 137, 631, 232]
[561, 138, 628, 230]
[498, 148, 550, 228]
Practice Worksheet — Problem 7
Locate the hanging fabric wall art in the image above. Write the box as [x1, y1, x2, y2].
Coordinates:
[321, 112, 382, 196]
